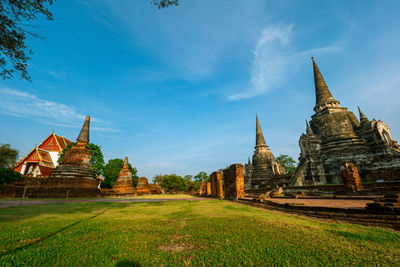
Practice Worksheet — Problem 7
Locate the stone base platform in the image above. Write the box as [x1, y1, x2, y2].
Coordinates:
[0, 177, 101, 198]
[49, 165, 97, 182]
[101, 188, 137, 197]
[236, 197, 400, 230]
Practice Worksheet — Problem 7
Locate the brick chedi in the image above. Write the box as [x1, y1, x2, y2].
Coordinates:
[149, 183, 162, 194]
[136, 177, 151, 195]
[112, 157, 137, 196]
[46, 115, 100, 197]
[223, 164, 245, 200]
[290, 58, 400, 186]
[246, 115, 286, 189]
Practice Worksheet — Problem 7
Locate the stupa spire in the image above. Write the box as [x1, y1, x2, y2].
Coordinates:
[124, 157, 129, 167]
[358, 106, 370, 124]
[312, 57, 340, 111]
[256, 114, 267, 147]
[306, 120, 314, 135]
[77, 115, 90, 144]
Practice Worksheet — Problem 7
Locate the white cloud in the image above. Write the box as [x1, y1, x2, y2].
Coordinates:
[228, 25, 344, 101]
[0, 88, 117, 132]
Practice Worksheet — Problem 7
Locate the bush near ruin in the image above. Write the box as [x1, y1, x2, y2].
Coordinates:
[0, 168, 23, 184]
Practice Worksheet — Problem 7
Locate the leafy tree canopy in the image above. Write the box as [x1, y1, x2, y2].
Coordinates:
[58, 142, 105, 176]
[161, 174, 187, 194]
[152, 0, 179, 9]
[0, 168, 24, 184]
[276, 154, 297, 173]
[194, 171, 209, 182]
[184, 175, 193, 181]
[152, 174, 163, 184]
[0, 0, 55, 81]
[101, 158, 139, 189]
[0, 144, 19, 168]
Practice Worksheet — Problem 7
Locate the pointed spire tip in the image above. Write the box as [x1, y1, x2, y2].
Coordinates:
[77, 115, 90, 143]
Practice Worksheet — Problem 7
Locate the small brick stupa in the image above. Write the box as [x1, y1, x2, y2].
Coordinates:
[112, 157, 137, 196]
[136, 177, 151, 195]
[48, 115, 100, 197]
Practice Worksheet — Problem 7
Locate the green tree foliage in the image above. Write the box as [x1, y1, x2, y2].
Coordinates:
[0, 144, 19, 168]
[184, 175, 193, 181]
[0, 168, 23, 184]
[152, 174, 163, 184]
[1, 0, 55, 81]
[58, 142, 105, 176]
[87, 143, 105, 176]
[276, 154, 297, 173]
[160, 174, 188, 194]
[152, 0, 179, 9]
[101, 158, 139, 189]
[194, 171, 209, 182]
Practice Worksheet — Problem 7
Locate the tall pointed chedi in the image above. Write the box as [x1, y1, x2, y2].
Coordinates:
[248, 115, 285, 189]
[112, 157, 137, 196]
[48, 115, 100, 197]
[312, 57, 341, 112]
[290, 58, 400, 186]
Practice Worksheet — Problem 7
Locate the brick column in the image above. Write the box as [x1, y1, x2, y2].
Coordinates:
[210, 172, 218, 197]
[223, 164, 245, 200]
[206, 182, 211, 196]
[215, 171, 224, 200]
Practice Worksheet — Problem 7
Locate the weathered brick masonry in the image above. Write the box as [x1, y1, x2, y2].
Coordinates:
[223, 164, 245, 200]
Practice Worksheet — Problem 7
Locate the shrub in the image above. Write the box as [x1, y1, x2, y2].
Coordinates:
[0, 168, 24, 184]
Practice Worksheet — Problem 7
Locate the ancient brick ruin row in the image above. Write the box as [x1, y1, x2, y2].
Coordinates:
[203, 164, 245, 200]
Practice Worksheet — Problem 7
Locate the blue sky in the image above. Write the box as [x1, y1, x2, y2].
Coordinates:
[1, 0, 400, 179]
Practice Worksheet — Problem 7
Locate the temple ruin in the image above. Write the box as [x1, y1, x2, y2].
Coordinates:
[290, 57, 400, 186]
[111, 157, 137, 196]
[245, 115, 285, 189]
[47, 115, 101, 196]
[136, 177, 151, 195]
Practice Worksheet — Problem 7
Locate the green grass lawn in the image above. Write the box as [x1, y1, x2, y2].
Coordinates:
[0, 200, 399, 266]
[0, 194, 196, 202]
[116, 194, 197, 199]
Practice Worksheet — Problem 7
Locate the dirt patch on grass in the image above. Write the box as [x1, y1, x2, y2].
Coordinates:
[158, 243, 192, 253]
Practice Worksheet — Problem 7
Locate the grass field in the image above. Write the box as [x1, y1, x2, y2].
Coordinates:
[0, 199, 399, 266]
[0, 194, 197, 202]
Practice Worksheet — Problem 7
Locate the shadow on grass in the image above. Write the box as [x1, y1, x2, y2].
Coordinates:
[0, 202, 141, 223]
[115, 260, 142, 267]
[0, 208, 110, 258]
[327, 229, 400, 245]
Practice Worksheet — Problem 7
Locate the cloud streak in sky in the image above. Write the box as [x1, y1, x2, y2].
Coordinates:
[0, 88, 117, 132]
[228, 24, 345, 100]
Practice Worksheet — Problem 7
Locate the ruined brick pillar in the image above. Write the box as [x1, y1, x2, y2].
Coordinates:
[340, 162, 363, 193]
[223, 164, 245, 200]
[210, 172, 218, 197]
[199, 182, 207, 196]
[215, 171, 224, 200]
[206, 182, 211, 196]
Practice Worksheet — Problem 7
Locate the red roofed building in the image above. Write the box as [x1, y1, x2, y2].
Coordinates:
[13, 131, 72, 178]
